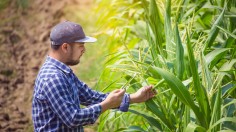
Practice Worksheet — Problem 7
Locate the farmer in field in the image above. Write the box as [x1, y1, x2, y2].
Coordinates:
[32, 21, 156, 131]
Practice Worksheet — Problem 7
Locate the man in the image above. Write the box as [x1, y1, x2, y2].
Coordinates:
[32, 21, 156, 131]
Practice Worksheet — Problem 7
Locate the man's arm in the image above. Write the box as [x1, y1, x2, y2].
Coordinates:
[78, 79, 155, 114]
[43, 76, 103, 128]
[78, 81, 129, 112]
[77, 82, 108, 106]
[100, 85, 156, 113]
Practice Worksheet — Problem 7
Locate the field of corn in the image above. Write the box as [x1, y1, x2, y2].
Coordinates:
[93, 0, 236, 131]
[0, 0, 235, 131]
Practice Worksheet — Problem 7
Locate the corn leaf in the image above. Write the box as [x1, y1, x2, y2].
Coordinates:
[175, 24, 184, 80]
[129, 109, 163, 131]
[165, 0, 174, 60]
[216, 25, 236, 39]
[145, 99, 175, 130]
[125, 126, 146, 132]
[148, 0, 164, 57]
[185, 123, 206, 132]
[149, 66, 204, 123]
[200, 53, 213, 91]
[209, 83, 222, 131]
[208, 117, 236, 132]
[186, 33, 210, 128]
[205, 48, 230, 66]
[183, 106, 190, 130]
[212, 59, 236, 90]
[204, 7, 225, 52]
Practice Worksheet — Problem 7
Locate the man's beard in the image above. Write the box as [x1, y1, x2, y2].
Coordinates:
[65, 52, 81, 66]
[65, 59, 80, 66]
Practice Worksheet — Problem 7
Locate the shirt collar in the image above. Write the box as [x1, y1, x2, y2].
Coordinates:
[46, 56, 72, 74]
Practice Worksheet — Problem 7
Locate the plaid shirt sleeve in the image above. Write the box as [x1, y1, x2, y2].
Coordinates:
[77, 81, 108, 106]
[43, 75, 101, 127]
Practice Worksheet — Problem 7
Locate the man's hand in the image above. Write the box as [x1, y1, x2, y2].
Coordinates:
[130, 85, 156, 103]
[100, 89, 125, 113]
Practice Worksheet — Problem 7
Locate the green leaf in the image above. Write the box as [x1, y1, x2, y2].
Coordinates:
[115, 128, 127, 132]
[123, 126, 147, 132]
[165, 0, 174, 60]
[145, 99, 175, 130]
[216, 25, 236, 39]
[148, 0, 165, 59]
[208, 117, 236, 131]
[185, 123, 206, 132]
[217, 59, 236, 82]
[129, 109, 163, 131]
[183, 106, 190, 130]
[149, 66, 204, 124]
[204, 7, 225, 52]
[209, 82, 222, 131]
[222, 83, 236, 98]
[205, 48, 230, 68]
[200, 53, 213, 91]
[218, 130, 236, 132]
[186, 33, 210, 128]
[175, 23, 184, 80]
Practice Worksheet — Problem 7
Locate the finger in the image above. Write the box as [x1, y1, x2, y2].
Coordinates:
[150, 94, 155, 98]
[150, 88, 157, 94]
[148, 90, 153, 99]
[121, 89, 126, 93]
[112, 89, 121, 93]
[143, 85, 152, 91]
[148, 90, 151, 99]
[146, 86, 153, 92]
[151, 89, 156, 94]
[150, 91, 156, 96]
[117, 89, 126, 95]
[148, 88, 155, 95]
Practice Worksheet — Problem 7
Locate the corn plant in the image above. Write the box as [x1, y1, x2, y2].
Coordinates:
[96, 0, 236, 131]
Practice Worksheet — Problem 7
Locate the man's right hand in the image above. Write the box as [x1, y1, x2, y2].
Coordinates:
[100, 89, 125, 113]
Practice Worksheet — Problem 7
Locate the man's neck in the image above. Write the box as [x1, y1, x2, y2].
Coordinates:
[48, 50, 65, 64]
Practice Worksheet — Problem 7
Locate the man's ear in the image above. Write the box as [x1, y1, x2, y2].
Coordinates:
[61, 43, 69, 53]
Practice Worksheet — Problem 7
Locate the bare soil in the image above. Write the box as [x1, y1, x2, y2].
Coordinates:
[0, 0, 95, 131]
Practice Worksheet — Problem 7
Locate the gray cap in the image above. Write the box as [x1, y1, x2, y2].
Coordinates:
[50, 21, 97, 45]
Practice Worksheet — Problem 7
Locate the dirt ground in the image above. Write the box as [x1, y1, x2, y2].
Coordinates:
[0, 0, 95, 131]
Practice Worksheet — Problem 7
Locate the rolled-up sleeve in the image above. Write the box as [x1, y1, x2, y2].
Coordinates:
[118, 93, 130, 112]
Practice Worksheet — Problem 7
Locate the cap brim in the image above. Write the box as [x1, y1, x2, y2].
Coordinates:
[75, 36, 97, 43]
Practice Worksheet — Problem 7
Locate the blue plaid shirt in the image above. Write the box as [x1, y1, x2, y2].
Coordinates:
[32, 56, 130, 132]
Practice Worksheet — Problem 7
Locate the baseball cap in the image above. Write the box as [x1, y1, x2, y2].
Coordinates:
[50, 21, 97, 45]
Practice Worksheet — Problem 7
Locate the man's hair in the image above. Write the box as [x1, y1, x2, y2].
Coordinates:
[51, 44, 61, 50]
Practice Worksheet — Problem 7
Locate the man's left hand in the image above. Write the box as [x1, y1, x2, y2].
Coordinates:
[130, 85, 157, 103]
